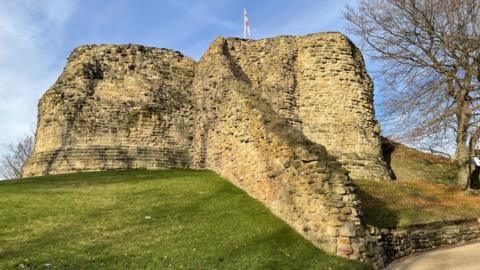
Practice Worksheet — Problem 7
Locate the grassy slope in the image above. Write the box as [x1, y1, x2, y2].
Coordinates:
[354, 139, 480, 228]
[355, 178, 480, 228]
[383, 139, 458, 185]
[0, 170, 367, 270]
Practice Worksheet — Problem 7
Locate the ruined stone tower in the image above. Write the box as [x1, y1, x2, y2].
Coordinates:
[23, 32, 391, 262]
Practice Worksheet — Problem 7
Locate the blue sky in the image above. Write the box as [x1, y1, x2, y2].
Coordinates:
[0, 0, 368, 155]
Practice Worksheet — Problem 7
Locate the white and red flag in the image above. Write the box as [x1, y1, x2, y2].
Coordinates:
[244, 8, 251, 39]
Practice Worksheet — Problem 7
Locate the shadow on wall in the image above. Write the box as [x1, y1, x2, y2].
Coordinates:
[381, 139, 397, 180]
[220, 40, 333, 160]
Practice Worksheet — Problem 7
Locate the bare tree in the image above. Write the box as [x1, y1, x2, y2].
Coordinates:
[344, 0, 480, 187]
[0, 135, 34, 179]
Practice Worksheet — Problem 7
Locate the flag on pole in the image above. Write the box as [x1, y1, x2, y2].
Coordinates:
[244, 8, 251, 39]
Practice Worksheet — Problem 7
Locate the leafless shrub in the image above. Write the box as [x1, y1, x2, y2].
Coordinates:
[1, 135, 34, 179]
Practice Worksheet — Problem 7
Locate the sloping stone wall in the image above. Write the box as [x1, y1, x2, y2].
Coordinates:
[190, 37, 366, 259]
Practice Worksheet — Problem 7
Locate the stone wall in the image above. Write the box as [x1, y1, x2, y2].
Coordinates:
[23, 32, 393, 262]
[24, 32, 390, 181]
[365, 218, 480, 269]
[215, 34, 391, 181]
[190, 36, 367, 259]
[23, 45, 197, 175]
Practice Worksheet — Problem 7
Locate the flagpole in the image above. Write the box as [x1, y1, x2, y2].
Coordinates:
[244, 8, 247, 39]
[243, 8, 251, 39]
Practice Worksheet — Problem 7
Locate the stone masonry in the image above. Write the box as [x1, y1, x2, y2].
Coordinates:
[23, 32, 392, 261]
[23, 45, 197, 175]
[218, 35, 391, 181]
[365, 218, 480, 269]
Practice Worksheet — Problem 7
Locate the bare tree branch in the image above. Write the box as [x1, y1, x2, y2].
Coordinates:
[345, 0, 480, 187]
[0, 135, 34, 180]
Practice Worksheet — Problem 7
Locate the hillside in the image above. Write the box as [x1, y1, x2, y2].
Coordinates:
[0, 170, 367, 270]
[353, 139, 480, 228]
[382, 138, 458, 184]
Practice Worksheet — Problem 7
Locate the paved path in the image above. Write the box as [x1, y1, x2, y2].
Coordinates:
[386, 241, 480, 270]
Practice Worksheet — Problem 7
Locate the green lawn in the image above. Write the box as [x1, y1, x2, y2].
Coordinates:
[0, 170, 367, 270]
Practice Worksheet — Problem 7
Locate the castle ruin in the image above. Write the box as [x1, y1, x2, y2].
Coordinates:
[23, 32, 392, 262]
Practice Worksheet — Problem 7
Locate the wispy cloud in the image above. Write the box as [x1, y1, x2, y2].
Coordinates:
[0, 0, 78, 153]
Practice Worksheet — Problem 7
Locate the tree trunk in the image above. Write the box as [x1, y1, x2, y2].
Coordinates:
[455, 107, 471, 188]
[456, 143, 470, 188]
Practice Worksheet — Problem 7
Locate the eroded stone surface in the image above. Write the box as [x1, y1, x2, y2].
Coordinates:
[218, 34, 391, 181]
[24, 45, 196, 175]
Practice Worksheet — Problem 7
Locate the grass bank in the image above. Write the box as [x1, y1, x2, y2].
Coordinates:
[354, 139, 479, 228]
[355, 178, 480, 228]
[0, 170, 367, 270]
[382, 138, 458, 184]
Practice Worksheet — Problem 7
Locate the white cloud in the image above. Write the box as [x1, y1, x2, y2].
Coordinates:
[0, 0, 78, 154]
